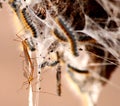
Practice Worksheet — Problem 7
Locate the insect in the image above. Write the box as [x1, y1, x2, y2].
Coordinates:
[55, 17, 78, 56]
[22, 64, 34, 87]
[14, 34, 35, 87]
[56, 65, 61, 96]
[55, 51, 62, 96]
[9, 0, 38, 38]
[38, 40, 62, 96]
[20, 7, 38, 38]
[40, 51, 62, 96]
[52, 28, 68, 42]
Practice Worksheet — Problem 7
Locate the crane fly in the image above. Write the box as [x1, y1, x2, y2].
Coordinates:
[14, 34, 35, 86]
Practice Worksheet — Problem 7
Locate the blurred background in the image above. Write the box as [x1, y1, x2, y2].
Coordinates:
[0, 2, 120, 106]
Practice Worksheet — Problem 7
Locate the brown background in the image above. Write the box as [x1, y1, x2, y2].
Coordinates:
[0, 3, 120, 106]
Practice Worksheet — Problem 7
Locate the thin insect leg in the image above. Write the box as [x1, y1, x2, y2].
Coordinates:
[15, 33, 24, 41]
[20, 67, 35, 89]
[86, 50, 118, 66]
[80, 44, 119, 89]
[22, 59, 37, 89]
[87, 62, 117, 67]
[85, 43, 119, 62]
[79, 48, 119, 66]
[15, 25, 29, 36]
[88, 70, 120, 90]
[67, 63, 119, 90]
[13, 38, 21, 42]
[22, 66, 31, 89]
[14, 34, 29, 50]
[23, 60, 32, 81]
[80, 47, 118, 66]
[32, 88, 57, 96]
[23, 53, 46, 91]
